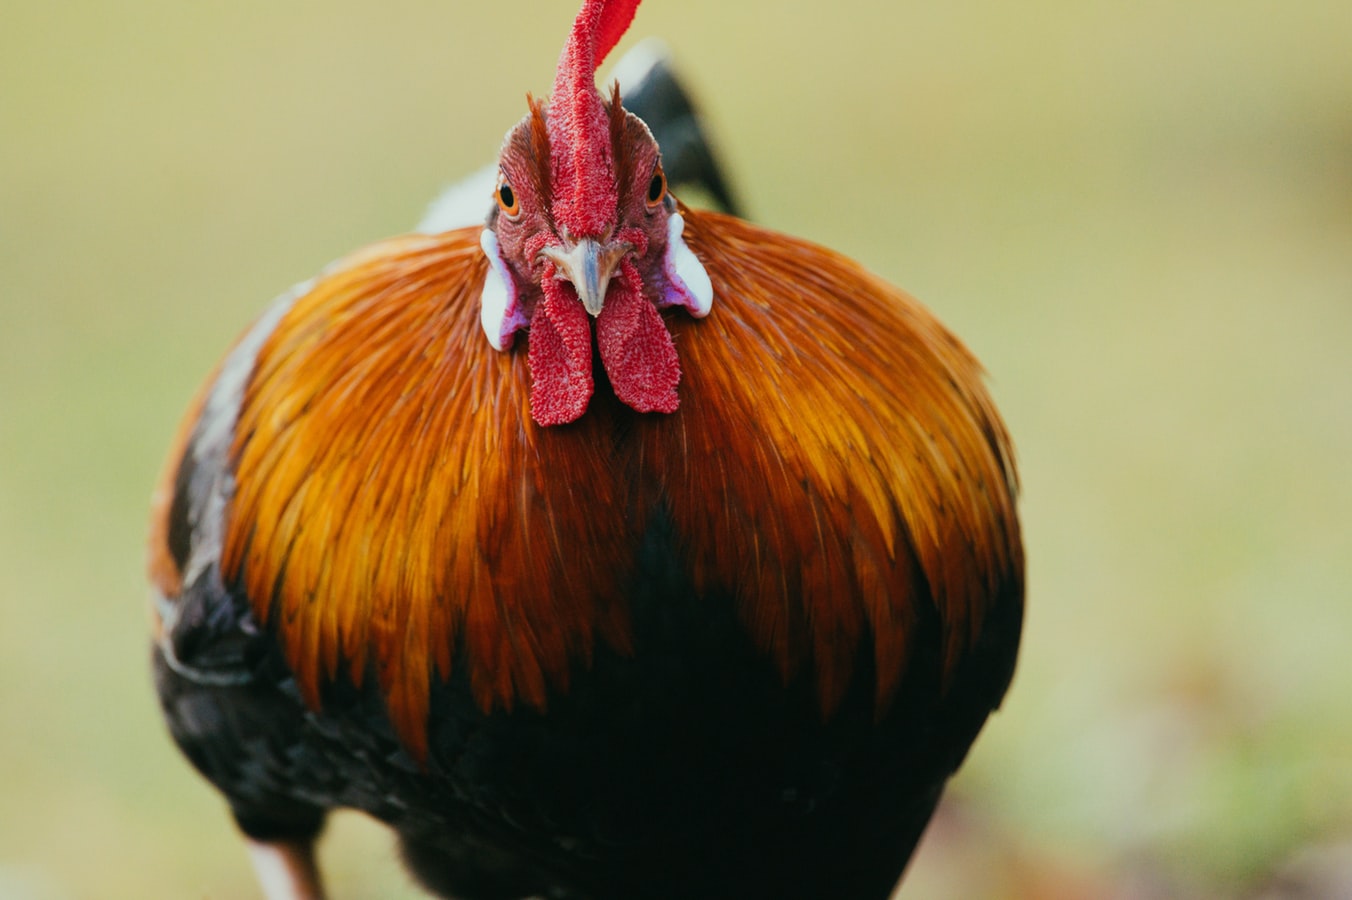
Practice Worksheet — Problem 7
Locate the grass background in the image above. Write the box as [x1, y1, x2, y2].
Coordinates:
[2, 1, 1350, 896]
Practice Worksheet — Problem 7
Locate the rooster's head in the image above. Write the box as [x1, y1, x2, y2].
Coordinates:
[480, 0, 712, 426]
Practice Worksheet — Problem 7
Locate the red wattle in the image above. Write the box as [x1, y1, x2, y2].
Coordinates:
[597, 260, 680, 414]
[528, 274, 594, 426]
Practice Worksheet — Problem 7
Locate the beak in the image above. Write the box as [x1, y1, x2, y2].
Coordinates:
[539, 238, 633, 317]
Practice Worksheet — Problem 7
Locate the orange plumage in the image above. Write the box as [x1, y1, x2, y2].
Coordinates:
[220, 233, 634, 759]
[149, 3, 1022, 898]
[175, 213, 1020, 763]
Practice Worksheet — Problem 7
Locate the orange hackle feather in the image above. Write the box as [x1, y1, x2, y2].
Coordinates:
[659, 209, 1022, 714]
[204, 213, 1018, 759]
[220, 229, 634, 760]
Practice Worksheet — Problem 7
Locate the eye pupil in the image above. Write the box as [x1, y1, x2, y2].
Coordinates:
[499, 184, 515, 210]
[647, 172, 665, 204]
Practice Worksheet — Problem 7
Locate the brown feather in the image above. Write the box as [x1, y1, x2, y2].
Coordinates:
[221, 229, 634, 760]
[209, 211, 1018, 758]
[656, 209, 1022, 713]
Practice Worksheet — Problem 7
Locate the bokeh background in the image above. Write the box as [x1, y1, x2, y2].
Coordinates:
[2, 1, 1349, 897]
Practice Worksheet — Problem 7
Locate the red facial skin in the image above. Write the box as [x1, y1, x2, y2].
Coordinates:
[491, 97, 682, 424]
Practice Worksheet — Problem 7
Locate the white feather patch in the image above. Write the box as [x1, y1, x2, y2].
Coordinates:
[479, 229, 521, 351]
[417, 164, 496, 233]
[662, 213, 713, 317]
[607, 37, 672, 95]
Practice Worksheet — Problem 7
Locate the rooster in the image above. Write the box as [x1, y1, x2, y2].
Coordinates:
[148, 2, 1023, 899]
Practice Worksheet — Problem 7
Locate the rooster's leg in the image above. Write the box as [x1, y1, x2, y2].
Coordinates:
[246, 837, 326, 900]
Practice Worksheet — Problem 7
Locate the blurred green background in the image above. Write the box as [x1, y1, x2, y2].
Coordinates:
[2, 1, 1350, 897]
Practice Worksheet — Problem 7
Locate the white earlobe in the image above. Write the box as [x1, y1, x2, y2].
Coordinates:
[479, 229, 522, 351]
[662, 213, 713, 318]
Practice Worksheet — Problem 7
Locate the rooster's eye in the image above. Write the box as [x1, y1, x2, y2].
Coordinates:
[646, 168, 667, 208]
[497, 179, 519, 217]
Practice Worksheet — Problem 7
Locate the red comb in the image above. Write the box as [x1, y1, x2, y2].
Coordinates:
[548, 0, 642, 237]
[589, 0, 641, 67]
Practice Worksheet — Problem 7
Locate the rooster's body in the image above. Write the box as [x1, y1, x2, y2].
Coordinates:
[149, 3, 1023, 899]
